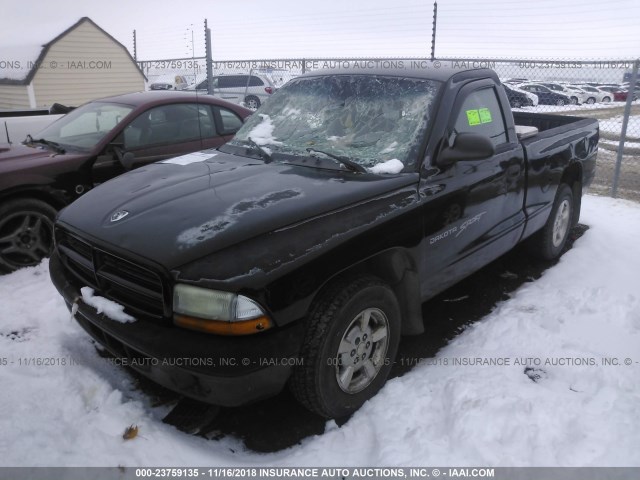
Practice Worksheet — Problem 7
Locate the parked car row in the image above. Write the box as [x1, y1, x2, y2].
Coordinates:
[503, 78, 638, 106]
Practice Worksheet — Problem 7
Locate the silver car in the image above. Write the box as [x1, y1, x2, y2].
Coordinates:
[185, 74, 276, 109]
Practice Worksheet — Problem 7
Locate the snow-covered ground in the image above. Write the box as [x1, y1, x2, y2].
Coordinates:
[0, 195, 639, 467]
[599, 114, 640, 138]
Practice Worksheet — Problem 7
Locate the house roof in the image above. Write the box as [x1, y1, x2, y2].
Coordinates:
[0, 17, 144, 85]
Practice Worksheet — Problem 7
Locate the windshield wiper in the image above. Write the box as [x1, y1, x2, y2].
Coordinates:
[245, 137, 272, 163]
[25, 135, 66, 154]
[306, 148, 366, 173]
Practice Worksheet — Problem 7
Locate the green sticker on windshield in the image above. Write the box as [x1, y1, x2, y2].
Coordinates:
[466, 110, 481, 126]
[479, 108, 492, 123]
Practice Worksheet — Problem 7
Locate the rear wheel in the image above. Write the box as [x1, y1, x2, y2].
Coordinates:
[570, 96, 578, 105]
[556, 99, 566, 106]
[291, 275, 401, 419]
[602, 96, 611, 102]
[0, 199, 57, 272]
[527, 184, 574, 260]
[244, 96, 260, 110]
[586, 97, 596, 104]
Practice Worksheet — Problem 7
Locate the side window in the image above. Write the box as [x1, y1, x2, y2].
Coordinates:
[454, 88, 507, 146]
[123, 104, 217, 149]
[217, 76, 232, 88]
[248, 76, 264, 86]
[217, 107, 244, 135]
[218, 76, 248, 88]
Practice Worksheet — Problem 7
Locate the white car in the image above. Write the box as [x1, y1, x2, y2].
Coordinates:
[575, 85, 613, 104]
[183, 73, 276, 110]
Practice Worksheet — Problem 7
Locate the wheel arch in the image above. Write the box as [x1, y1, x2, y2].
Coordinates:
[311, 247, 424, 336]
[0, 188, 67, 211]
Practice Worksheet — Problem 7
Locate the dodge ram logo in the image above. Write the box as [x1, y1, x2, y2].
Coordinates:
[110, 210, 129, 222]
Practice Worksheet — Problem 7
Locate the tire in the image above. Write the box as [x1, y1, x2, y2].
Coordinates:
[556, 99, 565, 106]
[244, 96, 260, 110]
[602, 96, 611, 103]
[513, 100, 522, 109]
[570, 96, 578, 105]
[586, 97, 596, 104]
[527, 184, 574, 260]
[0, 198, 57, 272]
[290, 275, 401, 419]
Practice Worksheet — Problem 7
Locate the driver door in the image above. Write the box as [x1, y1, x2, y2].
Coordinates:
[419, 80, 526, 299]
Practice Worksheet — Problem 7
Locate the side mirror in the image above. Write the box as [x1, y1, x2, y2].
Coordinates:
[437, 132, 495, 167]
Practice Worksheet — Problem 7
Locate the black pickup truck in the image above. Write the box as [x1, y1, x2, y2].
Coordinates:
[50, 66, 598, 419]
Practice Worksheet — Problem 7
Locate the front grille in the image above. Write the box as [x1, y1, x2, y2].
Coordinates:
[56, 228, 166, 320]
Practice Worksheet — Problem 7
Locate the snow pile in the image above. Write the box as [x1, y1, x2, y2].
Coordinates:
[0, 45, 43, 80]
[247, 114, 283, 145]
[80, 287, 135, 324]
[0, 195, 638, 466]
[369, 158, 404, 174]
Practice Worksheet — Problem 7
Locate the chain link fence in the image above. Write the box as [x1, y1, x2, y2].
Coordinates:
[136, 57, 640, 201]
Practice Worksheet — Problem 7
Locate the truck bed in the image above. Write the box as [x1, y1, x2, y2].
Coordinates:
[513, 111, 596, 135]
[514, 111, 599, 239]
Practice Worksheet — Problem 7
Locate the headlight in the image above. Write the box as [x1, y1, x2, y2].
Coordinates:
[173, 284, 272, 335]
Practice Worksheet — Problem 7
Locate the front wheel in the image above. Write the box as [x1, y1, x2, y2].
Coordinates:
[527, 184, 574, 260]
[0, 199, 57, 273]
[291, 275, 401, 419]
[602, 96, 611, 102]
[556, 99, 566, 106]
[586, 97, 596, 104]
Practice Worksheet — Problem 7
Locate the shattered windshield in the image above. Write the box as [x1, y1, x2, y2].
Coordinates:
[32, 102, 134, 151]
[225, 74, 441, 172]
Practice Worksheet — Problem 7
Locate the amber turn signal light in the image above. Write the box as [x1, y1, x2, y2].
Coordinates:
[173, 314, 273, 335]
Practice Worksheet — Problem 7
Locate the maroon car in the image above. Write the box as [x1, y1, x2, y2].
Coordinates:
[598, 85, 638, 102]
[0, 91, 252, 272]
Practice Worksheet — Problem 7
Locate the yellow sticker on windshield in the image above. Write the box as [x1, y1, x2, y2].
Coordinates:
[466, 110, 481, 126]
[479, 108, 492, 123]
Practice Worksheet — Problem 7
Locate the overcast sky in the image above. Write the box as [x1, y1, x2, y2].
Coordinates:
[1, 0, 639, 61]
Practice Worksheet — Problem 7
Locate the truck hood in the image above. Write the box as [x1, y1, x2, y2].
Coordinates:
[57, 151, 418, 270]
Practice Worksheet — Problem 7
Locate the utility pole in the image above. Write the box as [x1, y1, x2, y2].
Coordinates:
[133, 29, 137, 61]
[205, 19, 214, 95]
[430, 1, 438, 61]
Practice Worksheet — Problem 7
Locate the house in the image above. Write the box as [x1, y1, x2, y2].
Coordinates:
[0, 17, 145, 110]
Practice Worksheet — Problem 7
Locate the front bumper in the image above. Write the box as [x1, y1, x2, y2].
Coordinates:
[49, 252, 305, 407]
